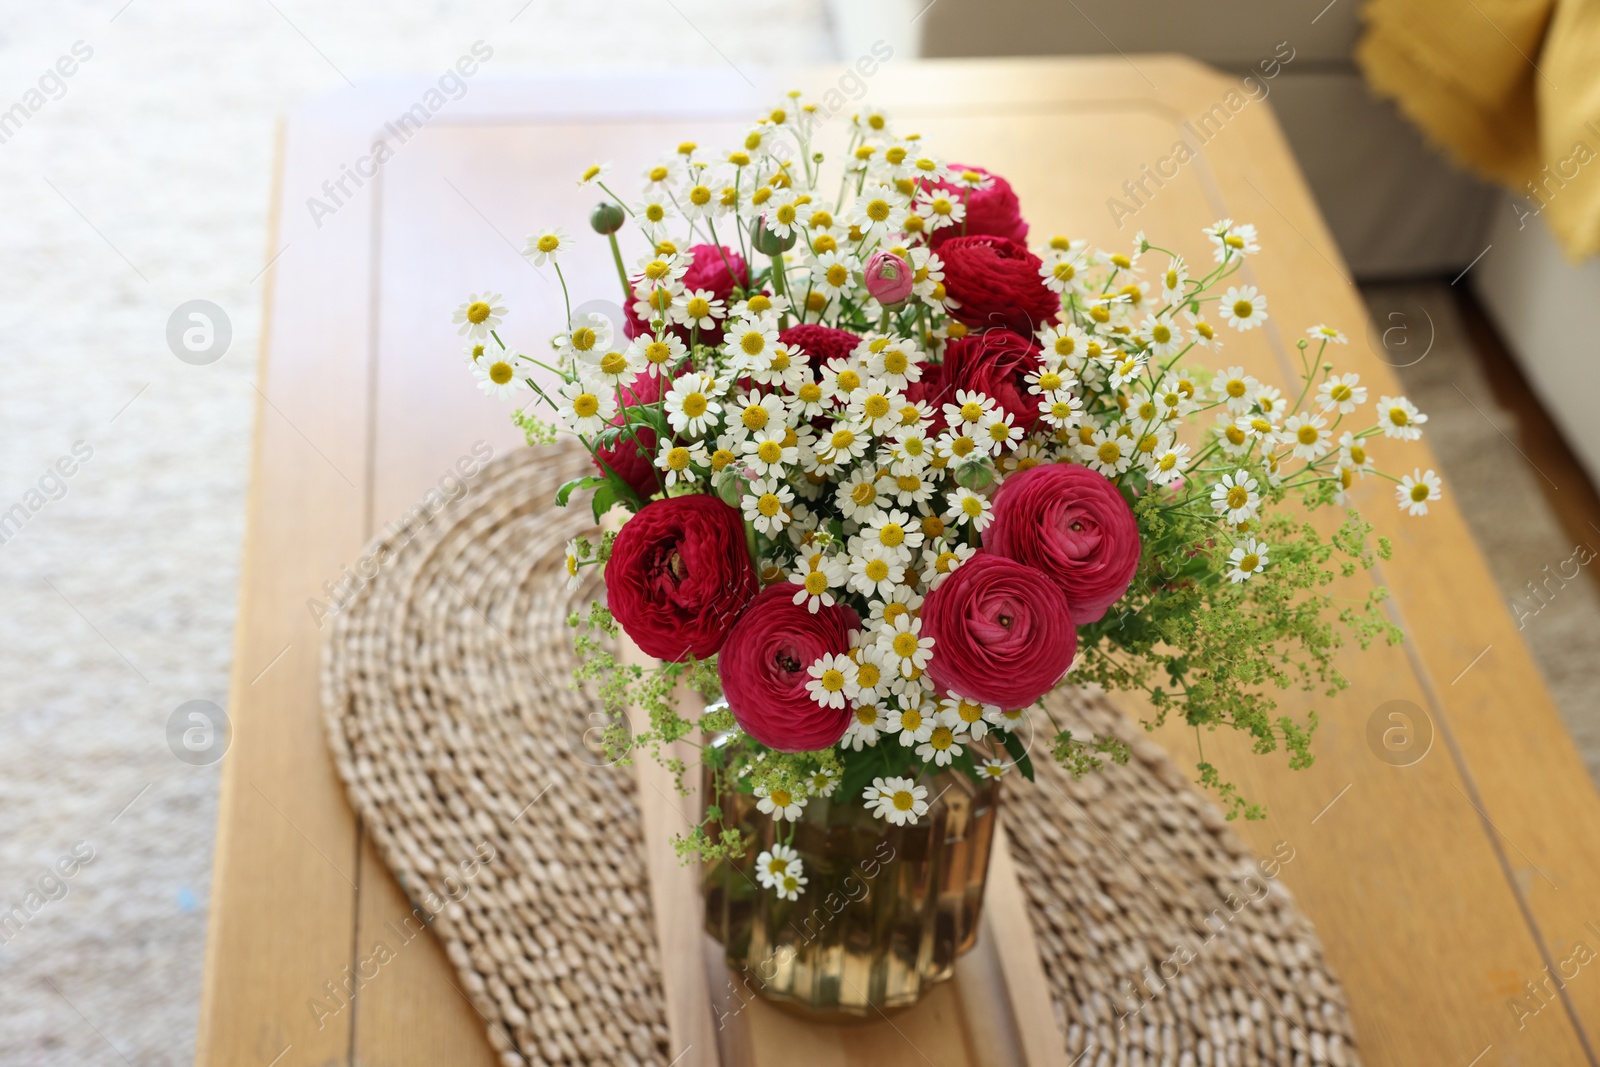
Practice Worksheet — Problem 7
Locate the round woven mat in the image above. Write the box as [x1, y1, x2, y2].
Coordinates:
[322, 443, 1361, 1067]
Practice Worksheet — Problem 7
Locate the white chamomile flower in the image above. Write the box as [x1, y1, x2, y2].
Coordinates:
[867, 586, 924, 627]
[626, 333, 681, 379]
[791, 553, 848, 613]
[1211, 469, 1262, 525]
[1218, 286, 1268, 331]
[471, 350, 526, 399]
[936, 425, 988, 464]
[980, 410, 1024, 453]
[775, 869, 808, 901]
[944, 388, 996, 429]
[587, 346, 641, 386]
[978, 758, 1009, 780]
[1155, 374, 1198, 421]
[724, 317, 782, 372]
[675, 289, 726, 332]
[576, 162, 611, 187]
[806, 768, 839, 799]
[1140, 315, 1184, 359]
[1397, 468, 1442, 516]
[1108, 351, 1148, 390]
[863, 776, 928, 826]
[1026, 362, 1076, 399]
[939, 694, 998, 741]
[810, 250, 860, 301]
[990, 705, 1028, 733]
[755, 784, 806, 822]
[663, 373, 723, 436]
[944, 488, 992, 531]
[1283, 411, 1331, 460]
[555, 312, 614, 362]
[1213, 412, 1252, 456]
[877, 467, 933, 508]
[850, 185, 908, 239]
[1227, 538, 1270, 583]
[850, 379, 903, 436]
[1317, 373, 1367, 414]
[914, 186, 966, 231]
[1206, 219, 1260, 262]
[655, 440, 708, 488]
[1378, 395, 1427, 440]
[1185, 309, 1222, 350]
[864, 337, 923, 391]
[806, 653, 853, 710]
[917, 723, 963, 766]
[743, 426, 797, 476]
[556, 378, 615, 434]
[453, 292, 507, 339]
[742, 478, 794, 535]
[921, 542, 975, 589]
[812, 422, 871, 471]
[562, 538, 584, 591]
[523, 228, 571, 267]
[753, 843, 801, 889]
[1080, 427, 1133, 476]
[1307, 323, 1348, 345]
[1338, 431, 1374, 473]
[1039, 392, 1086, 430]
[844, 645, 890, 704]
[877, 614, 934, 677]
[1160, 257, 1189, 304]
[847, 543, 902, 599]
[726, 390, 787, 442]
[862, 508, 925, 564]
[841, 702, 884, 750]
[884, 696, 934, 745]
[1147, 441, 1191, 486]
[631, 196, 677, 239]
[837, 466, 886, 522]
[888, 425, 934, 472]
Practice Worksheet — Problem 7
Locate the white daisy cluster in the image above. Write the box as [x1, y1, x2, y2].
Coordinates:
[455, 98, 1442, 892]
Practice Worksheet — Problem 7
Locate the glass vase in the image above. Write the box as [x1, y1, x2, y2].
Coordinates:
[702, 766, 1001, 1021]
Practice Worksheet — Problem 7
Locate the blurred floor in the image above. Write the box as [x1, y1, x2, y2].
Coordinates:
[0, 4, 832, 1065]
[1364, 283, 1600, 781]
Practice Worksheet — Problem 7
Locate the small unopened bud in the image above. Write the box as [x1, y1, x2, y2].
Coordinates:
[751, 217, 797, 255]
[953, 461, 994, 491]
[590, 201, 626, 235]
[864, 251, 914, 309]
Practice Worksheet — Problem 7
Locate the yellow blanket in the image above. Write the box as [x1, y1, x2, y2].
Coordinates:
[1356, 0, 1600, 258]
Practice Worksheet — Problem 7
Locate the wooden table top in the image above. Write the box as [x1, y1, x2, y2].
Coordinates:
[197, 56, 1600, 1067]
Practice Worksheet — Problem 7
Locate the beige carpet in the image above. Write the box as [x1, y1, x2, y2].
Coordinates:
[1364, 283, 1600, 780]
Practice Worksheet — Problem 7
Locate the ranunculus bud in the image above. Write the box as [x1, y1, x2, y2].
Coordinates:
[864, 251, 914, 308]
[751, 217, 797, 255]
[590, 201, 626, 235]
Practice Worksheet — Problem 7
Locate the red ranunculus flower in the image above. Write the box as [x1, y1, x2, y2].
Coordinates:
[593, 371, 661, 499]
[625, 244, 748, 343]
[928, 164, 1028, 249]
[984, 462, 1141, 624]
[921, 552, 1077, 709]
[607, 494, 758, 661]
[777, 323, 861, 366]
[939, 329, 1045, 433]
[718, 584, 860, 751]
[938, 235, 1060, 336]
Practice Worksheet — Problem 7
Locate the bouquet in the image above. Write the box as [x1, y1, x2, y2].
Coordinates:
[453, 99, 1435, 902]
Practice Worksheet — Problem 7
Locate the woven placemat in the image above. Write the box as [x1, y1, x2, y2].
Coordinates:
[322, 444, 1361, 1067]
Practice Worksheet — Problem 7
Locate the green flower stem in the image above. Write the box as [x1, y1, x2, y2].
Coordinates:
[607, 232, 631, 304]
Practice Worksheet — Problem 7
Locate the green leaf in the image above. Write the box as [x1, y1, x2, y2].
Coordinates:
[1000, 729, 1035, 782]
[590, 481, 618, 523]
[555, 475, 606, 508]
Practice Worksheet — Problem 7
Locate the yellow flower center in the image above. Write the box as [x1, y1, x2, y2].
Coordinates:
[856, 705, 879, 725]
[857, 662, 880, 687]
[537, 235, 559, 253]
[892, 632, 919, 658]
[1350, 444, 1366, 464]
[599, 351, 628, 376]
[1039, 372, 1062, 391]
[711, 449, 735, 471]
[878, 523, 904, 547]
[686, 297, 711, 318]
[865, 559, 890, 582]
[1297, 425, 1320, 445]
[682, 394, 707, 418]
[757, 440, 783, 464]
[950, 436, 976, 457]
[770, 789, 791, 808]
[741, 331, 767, 356]
[1227, 486, 1250, 508]
[570, 327, 596, 351]
[960, 401, 983, 422]
[929, 726, 954, 751]
[799, 382, 823, 403]
[689, 185, 711, 206]
[1330, 383, 1352, 402]
[1158, 453, 1177, 471]
[742, 405, 769, 430]
[572, 393, 599, 417]
[757, 493, 782, 517]
[466, 301, 491, 324]
[866, 199, 891, 222]
[897, 474, 921, 493]
[1239, 552, 1260, 572]
[883, 602, 909, 623]
[1411, 483, 1431, 502]
[645, 204, 665, 222]
[1151, 324, 1171, 344]
[665, 447, 691, 471]
[1233, 299, 1253, 318]
[1097, 441, 1122, 464]
[836, 369, 861, 392]
[1389, 407, 1409, 426]
[645, 341, 671, 365]
[489, 362, 514, 385]
[892, 790, 915, 812]
[1053, 261, 1076, 281]
[826, 264, 849, 287]
[649, 165, 669, 182]
[830, 429, 856, 451]
[820, 668, 845, 692]
[804, 571, 829, 595]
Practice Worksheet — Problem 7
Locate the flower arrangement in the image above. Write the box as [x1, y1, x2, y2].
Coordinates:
[453, 98, 1436, 902]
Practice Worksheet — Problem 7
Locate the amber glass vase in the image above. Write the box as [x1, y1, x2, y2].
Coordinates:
[702, 766, 1001, 1020]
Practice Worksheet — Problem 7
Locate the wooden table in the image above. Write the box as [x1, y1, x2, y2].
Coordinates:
[198, 57, 1600, 1066]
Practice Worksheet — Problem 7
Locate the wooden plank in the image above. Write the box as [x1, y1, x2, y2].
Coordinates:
[196, 112, 375, 1066]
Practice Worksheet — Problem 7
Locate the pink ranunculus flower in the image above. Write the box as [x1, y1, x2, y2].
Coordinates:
[863, 250, 914, 308]
[718, 585, 860, 751]
[983, 462, 1141, 624]
[921, 551, 1077, 709]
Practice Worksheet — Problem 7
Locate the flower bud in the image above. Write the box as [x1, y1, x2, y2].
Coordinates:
[751, 217, 797, 255]
[864, 250, 914, 308]
[590, 201, 626, 235]
[953, 460, 994, 490]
